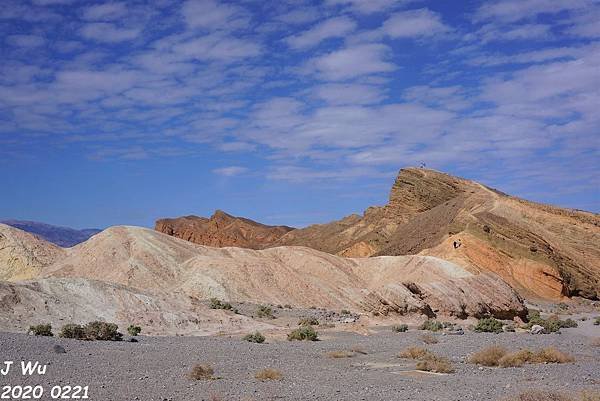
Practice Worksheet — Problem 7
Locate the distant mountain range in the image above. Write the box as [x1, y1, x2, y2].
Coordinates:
[0, 220, 101, 247]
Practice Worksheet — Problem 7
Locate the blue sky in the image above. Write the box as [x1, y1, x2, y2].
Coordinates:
[0, 0, 598, 229]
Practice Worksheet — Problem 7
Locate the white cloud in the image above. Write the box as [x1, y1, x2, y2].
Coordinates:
[80, 23, 141, 42]
[566, 9, 600, 38]
[403, 85, 471, 111]
[5, 34, 45, 48]
[82, 2, 127, 21]
[307, 43, 395, 80]
[212, 166, 248, 176]
[286, 16, 356, 49]
[181, 0, 247, 30]
[314, 83, 384, 105]
[266, 165, 388, 182]
[469, 23, 552, 42]
[473, 0, 591, 23]
[275, 8, 320, 25]
[466, 47, 584, 67]
[31, 0, 74, 4]
[382, 8, 450, 38]
[172, 34, 261, 61]
[325, 0, 416, 14]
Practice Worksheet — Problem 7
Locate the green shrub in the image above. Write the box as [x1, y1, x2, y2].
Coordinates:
[257, 305, 274, 319]
[59, 322, 122, 341]
[420, 319, 443, 332]
[29, 324, 53, 336]
[59, 324, 86, 339]
[288, 325, 318, 341]
[474, 317, 504, 334]
[127, 325, 142, 336]
[243, 332, 265, 343]
[392, 324, 408, 333]
[84, 321, 123, 341]
[341, 309, 351, 315]
[298, 317, 319, 326]
[526, 311, 578, 333]
[210, 298, 233, 310]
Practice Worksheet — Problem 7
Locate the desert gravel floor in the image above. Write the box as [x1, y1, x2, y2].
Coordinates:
[1, 324, 599, 401]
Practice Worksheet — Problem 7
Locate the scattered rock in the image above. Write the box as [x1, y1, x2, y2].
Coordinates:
[530, 324, 545, 334]
[53, 345, 66, 354]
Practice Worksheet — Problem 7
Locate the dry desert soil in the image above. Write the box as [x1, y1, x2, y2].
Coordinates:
[1, 321, 599, 401]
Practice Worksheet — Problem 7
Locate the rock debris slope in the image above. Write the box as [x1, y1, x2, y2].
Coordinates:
[0, 224, 525, 334]
[275, 168, 600, 301]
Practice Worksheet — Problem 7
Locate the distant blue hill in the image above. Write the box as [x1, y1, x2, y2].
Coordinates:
[1, 220, 102, 248]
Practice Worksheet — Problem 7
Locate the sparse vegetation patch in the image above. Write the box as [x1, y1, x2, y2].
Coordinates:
[298, 317, 319, 326]
[398, 346, 454, 373]
[526, 311, 578, 333]
[127, 325, 142, 336]
[188, 364, 215, 380]
[392, 324, 408, 332]
[474, 317, 504, 333]
[469, 346, 574, 367]
[420, 319, 443, 332]
[288, 325, 318, 341]
[59, 322, 122, 341]
[243, 331, 265, 343]
[326, 350, 356, 358]
[210, 298, 233, 311]
[255, 368, 282, 381]
[29, 324, 53, 336]
[257, 305, 274, 319]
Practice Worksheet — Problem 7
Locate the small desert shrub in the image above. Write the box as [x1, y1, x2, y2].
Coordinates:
[298, 317, 319, 326]
[469, 346, 508, 366]
[533, 347, 575, 364]
[499, 350, 534, 367]
[416, 356, 455, 373]
[255, 368, 282, 381]
[209, 298, 233, 311]
[420, 333, 439, 344]
[127, 325, 142, 336]
[420, 319, 443, 332]
[594, 317, 600, 326]
[84, 321, 123, 341]
[398, 347, 454, 373]
[243, 332, 265, 343]
[59, 322, 122, 341]
[526, 311, 577, 333]
[341, 309, 351, 315]
[469, 346, 574, 367]
[256, 305, 274, 319]
[59, 324, 86, 339]
[326, 350, 355, 358]
[29, 324, 53, 336]
[288, 325, 318, 341]
[188, 364, 215, 380]
[392, 324, 408, 333]
[474, 317, 504, 333]
[399, 346, 431, 360]
[284, 304, 292, 309]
